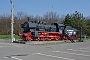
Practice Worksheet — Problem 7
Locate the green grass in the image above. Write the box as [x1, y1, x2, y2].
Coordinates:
[0, 35, 90, 40]
[76, 36, 90, 40]
[0, 35, 20, 39]
[0, 35, 8, 38]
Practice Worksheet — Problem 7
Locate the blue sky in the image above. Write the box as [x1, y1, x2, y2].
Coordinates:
[0, 0, 90, 16]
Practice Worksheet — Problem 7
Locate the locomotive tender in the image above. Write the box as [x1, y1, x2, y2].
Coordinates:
[19, 18, 76, 43]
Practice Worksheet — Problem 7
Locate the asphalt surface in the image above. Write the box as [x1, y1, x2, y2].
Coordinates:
[0, 39, 90, 60]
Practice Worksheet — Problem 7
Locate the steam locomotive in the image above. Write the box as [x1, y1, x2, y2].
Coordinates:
[19, 18, 76, 43]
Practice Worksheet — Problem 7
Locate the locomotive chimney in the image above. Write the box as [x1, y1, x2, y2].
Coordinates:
[28, 17, 30, 22]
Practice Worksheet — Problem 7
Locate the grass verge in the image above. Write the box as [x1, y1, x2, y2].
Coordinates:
[0, 35, 20, 39]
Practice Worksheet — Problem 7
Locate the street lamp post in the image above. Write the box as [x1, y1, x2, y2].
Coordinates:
[10, 0, 14, 42]
[78, 26, 83, 42]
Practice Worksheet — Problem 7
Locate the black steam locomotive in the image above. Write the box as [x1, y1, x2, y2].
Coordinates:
[19, 18, 76, 43]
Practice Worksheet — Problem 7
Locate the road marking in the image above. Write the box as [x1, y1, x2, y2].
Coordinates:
[33, 53, 75, 60]
[0, 46, 3, 48]
[67, 49, 90, 53]
[4, 56, 22, 60]
[0, 45, 22, 48]
[78, 47, 89, 49]
[52, 51, 90, 57]
[6, 44, 22, 47]
[0, 46, 7, 48]
[11, 45, 22, 47]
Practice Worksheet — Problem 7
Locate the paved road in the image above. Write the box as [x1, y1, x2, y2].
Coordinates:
[0, 40, 90, 60]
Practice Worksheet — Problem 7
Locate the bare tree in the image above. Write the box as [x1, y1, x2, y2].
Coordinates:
[43, 12, 61, 24]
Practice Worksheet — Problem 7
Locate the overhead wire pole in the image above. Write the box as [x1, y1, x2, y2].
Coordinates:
[10, 0, 14, 42]
[52, 6, 53, 21]
[52, 6, 53, 12]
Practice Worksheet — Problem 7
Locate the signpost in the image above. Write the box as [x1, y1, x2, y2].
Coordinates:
[10, 0, 14, 42]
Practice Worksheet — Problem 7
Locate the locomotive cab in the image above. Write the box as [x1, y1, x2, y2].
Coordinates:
[21, 22, 30, 32]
